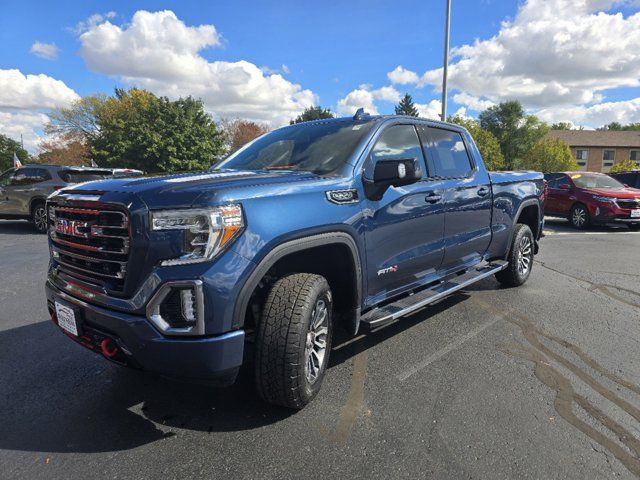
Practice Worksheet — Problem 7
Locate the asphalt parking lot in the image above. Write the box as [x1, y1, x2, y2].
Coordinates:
[1, 218, 639, 479]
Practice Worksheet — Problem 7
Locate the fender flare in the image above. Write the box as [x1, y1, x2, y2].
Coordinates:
[232, 232, 362, 330]
[29, 196, 47, 214]
[505, 198, 541, 257]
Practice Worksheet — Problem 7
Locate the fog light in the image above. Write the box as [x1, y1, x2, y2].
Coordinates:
[146, 281, 205, 336]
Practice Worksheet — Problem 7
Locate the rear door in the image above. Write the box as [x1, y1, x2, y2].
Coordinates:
[362, 123, 446, 304]
[418, 126, 492, 271]
[546, 174, 573, 215]
[0, 169, 16, 214]
[5, 168, 48, 214]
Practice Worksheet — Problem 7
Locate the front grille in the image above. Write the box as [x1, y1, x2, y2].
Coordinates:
[48, 205, 130, 293]
[616, 198, 640, 209]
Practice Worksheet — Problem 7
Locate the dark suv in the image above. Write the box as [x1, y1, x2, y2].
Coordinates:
[0, 165, 115, 232]
[610, 171, 640, 189]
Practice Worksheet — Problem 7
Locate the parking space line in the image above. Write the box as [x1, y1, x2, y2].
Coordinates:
[543, 231, 640, 236]
[397, 314, 504, 382]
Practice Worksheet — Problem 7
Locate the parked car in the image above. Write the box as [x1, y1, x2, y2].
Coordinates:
[0, 165, 145, 232]
[45, 113, 544, 409]
[610, 170, 640, 189]
[544, 172, 640, 230]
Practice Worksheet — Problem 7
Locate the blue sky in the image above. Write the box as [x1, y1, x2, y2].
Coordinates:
[1, 0, 640, 151]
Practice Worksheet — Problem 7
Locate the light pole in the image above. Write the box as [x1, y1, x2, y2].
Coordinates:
[441, 0, 451, 121]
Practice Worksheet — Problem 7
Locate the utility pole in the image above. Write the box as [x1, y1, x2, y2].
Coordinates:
[20, 133, 24, 149]
[441, 0, 451, 121]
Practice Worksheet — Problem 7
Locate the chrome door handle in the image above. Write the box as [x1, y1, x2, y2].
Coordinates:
[425, 193, 442, 204]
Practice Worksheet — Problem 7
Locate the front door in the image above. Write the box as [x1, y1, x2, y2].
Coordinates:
[362, 124, 446, 305]
[546, 174, 573, 216]
[0, 169, 17, 214]
[419, 126, 492, 271]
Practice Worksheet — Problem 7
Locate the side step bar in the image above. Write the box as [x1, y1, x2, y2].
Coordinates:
[360, 260, 508, 329]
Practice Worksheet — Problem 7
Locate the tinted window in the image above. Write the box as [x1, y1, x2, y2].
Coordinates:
[370, 125, 425, 173]
[11, 168, 38, 185]
[218, 120, 376, 175]
[59, 171, 109, 183]
[0, 169, 14, 187]
[34, 168, 52, 181]
[428, 128, 473, 178]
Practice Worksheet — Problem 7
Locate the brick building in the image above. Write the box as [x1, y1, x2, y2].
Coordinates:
[546, 130, 640, 172]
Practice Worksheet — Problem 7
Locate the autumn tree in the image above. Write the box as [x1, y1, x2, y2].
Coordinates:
[290, 106, 334, 124]
[520, 137, 578, 172]
[395, 93, 419, 116]
[37, 134, 91, 166]
[45, 94, 107, 143]
[448, 115, 505, 170]
[221, 119, 269, 154]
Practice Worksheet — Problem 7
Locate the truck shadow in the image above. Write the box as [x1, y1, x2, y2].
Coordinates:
[0, 293, 469, 454]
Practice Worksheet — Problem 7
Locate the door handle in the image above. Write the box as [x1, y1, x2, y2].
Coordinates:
[425, 193, 442, 204]
[477, 187, 490, 197]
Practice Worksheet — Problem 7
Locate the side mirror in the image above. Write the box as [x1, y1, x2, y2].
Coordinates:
[364, 158, 420, 200]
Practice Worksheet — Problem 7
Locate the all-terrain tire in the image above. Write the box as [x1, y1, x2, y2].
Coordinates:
[495, 223, 534, 287]
[254, 273, 333, 409]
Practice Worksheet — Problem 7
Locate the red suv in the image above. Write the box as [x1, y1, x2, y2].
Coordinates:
[544, 172, 640, 230]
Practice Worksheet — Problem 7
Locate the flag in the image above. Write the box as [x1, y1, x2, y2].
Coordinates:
[13, 152, 22, 169]
[90, 159, 99, 167]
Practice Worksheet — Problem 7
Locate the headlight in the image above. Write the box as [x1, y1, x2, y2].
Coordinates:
[592, 195, 616, 204]
[151, 205, 244, 266]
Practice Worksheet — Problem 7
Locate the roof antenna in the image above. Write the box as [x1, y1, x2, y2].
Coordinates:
[353, 107, 368, 120]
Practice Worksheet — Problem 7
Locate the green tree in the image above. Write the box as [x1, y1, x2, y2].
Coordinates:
[599, 122, 640, 131]
[0, 133, 29, 171]
[448, 115, 505, 170]
[394, 93, 419, 116]
[92, 88, 225, 173]
[550, 122, 573, 130]
[610, 158, 640, 173]
[478, 100, 549, 169]
[290, 106, 334, 124]
[520, 137, 578, 172]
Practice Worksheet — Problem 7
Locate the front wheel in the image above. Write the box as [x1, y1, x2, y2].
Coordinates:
[31, 203, 48, 233]
[570, 204, 590, 230]
[495, 223, 534, 287]
[255, 273, 333, 409]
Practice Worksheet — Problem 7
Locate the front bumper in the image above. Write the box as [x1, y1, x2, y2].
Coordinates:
[45, 280, 245, 385]
[588, 203, 640, 224]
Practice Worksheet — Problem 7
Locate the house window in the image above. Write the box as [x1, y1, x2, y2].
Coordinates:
[602, 149, 615, 172]
[575, 149, 588, 171]
[631, 150, 640, 167]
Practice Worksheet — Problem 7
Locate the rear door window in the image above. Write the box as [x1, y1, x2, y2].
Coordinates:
[425, 128, 474, 178]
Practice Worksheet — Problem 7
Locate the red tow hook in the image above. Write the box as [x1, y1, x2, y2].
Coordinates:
[100, 338, 119, 358]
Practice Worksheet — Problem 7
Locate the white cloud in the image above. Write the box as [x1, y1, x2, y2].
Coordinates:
[0, 111, 50, 152]
[415, 100, 443, 120]
[78, 10, 316, 126]
[537, 97, 640, 125]
[72, 11, 116, 34]
[30, 42, 59, 60]
[0, 69, 79, 110]
[387, 66, 420, 85]
[387, 0, 640, 126]
[336, 85, 400, 116]
[452, 92, 495, 112]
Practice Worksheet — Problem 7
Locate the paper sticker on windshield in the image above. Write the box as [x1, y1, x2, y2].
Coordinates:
[352, 125, 363, 130]
[571, 174, 582, 179]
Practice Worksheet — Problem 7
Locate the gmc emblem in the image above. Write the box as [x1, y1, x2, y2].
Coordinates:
[55, 218, 90, 238]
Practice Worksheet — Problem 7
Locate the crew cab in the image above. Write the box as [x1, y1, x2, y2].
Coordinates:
[544, 172, 640, 230]
[45, 112, 544, 409]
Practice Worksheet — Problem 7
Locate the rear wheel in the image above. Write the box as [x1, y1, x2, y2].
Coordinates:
[254, 273, 332, 409]
[31, 202, 47, 233]
[495, 223, 534, 287]
[570, 204, 589, 230]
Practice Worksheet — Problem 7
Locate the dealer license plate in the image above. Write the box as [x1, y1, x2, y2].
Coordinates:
[55, 301, 79, 336]
[631, 209, 640, 218]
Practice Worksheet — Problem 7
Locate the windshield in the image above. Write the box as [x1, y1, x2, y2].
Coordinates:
[216, 120, 376, 175]
[571, 173, 624, 189]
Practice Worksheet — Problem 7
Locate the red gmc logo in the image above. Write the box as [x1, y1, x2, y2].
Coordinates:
[55, 219, 90, 238]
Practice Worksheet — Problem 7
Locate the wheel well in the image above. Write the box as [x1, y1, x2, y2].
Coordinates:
[243, 243, 359, 329]
[30, 198, 46, 215]
[516, 204, 540, 238]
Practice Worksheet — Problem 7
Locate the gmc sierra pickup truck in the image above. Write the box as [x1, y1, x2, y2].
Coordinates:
[45, 111, 544, 409]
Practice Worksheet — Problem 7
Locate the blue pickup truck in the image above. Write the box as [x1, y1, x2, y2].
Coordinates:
[45, 111, 544, 409]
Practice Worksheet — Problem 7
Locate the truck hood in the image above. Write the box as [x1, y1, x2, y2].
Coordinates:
[582, 187, 640, 198]
[64, 169, 321, 208]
